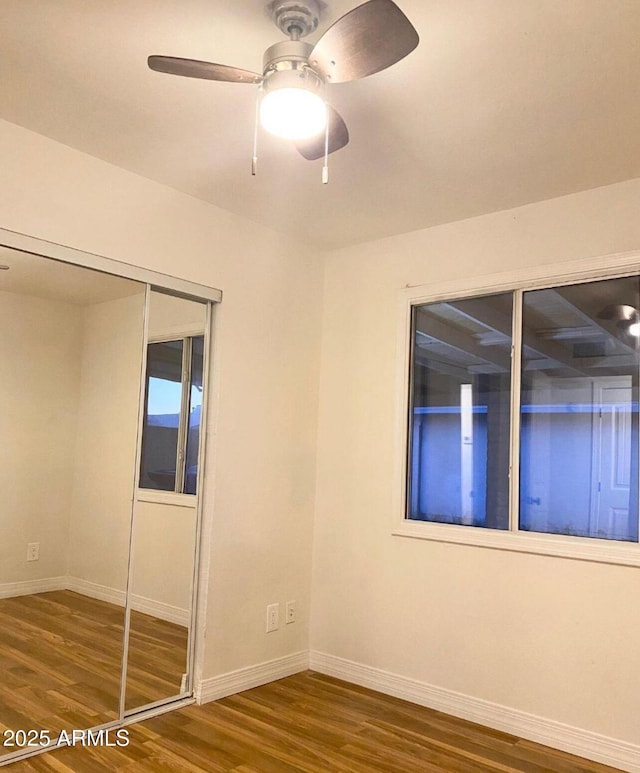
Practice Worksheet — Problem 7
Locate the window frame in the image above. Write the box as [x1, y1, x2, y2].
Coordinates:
[393, 249, 640, 567]
[139, 332, 204, 497]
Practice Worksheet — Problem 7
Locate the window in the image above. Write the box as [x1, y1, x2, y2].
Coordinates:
[139, 335, 204, 494]
[519, 278, 639, 542]
[408, 293, 512, 529]
[406, 274, 640, 548]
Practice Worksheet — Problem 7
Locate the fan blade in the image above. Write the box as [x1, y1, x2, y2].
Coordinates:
[148, 56, 262, 84]
[295, 105, 349, 161]
[309, 0, 418, 84]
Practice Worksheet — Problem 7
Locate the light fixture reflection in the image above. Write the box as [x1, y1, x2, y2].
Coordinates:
[597, 303, 640, 337]
[260, 88, 327, 140]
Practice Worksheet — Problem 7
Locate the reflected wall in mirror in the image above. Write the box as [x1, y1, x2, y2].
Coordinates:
[125, 291, 208, 712]
[0, 246, 145, 744]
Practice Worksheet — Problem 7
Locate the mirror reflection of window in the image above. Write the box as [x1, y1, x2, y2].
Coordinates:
[139, 334, 205, 495]
[140, 340, 184, 491]
[184, 336, 204, 495]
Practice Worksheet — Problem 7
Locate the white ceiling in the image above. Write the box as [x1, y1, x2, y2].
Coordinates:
[1, 0, 639, 250]
[0, 246, 144, 305]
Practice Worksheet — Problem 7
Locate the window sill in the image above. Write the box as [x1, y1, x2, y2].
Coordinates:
[392, 520, 640, 567]
[136, 489, 197, 509]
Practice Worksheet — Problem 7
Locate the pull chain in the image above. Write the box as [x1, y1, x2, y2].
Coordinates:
[322, 110, 330, 184]
[251, 86, 262, 176]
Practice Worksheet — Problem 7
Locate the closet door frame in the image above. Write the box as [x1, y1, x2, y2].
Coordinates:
[0, 227, 220, 765]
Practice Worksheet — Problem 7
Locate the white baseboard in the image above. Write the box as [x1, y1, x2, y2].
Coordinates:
[309, 651, 640, 773]
[196, 651, 309, 704]
[0, 576, 67, 599]
[0, 575, 189, 627]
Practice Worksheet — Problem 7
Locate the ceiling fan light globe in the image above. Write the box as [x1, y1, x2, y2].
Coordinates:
[260, 88, 327, 140]
[628, 321, 640, 337]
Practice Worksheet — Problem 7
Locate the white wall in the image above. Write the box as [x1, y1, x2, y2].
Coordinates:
[0, 290, 82, 587]
[67, 291, 145, 592]
[311, 179, 640, 746]
[0, 119, 323, 678]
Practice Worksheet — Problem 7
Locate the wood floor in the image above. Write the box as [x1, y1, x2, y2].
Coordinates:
[0, 590, 188, 740]
[3, 671, 623, 772]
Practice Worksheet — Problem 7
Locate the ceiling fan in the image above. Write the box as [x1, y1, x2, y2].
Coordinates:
[598, 304, 640, 337]
[148, 0, 419, 182]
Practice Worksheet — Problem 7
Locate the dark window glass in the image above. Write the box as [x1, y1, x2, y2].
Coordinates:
[139, 340, 184, 491]
[520, 277, 640, 542]
[184, 336, 204, 495]
[407, 293, 513, 529]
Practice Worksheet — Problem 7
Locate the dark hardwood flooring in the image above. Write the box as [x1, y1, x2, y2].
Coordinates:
[3, 671, 623, 772]
[0, 590, 188, 742]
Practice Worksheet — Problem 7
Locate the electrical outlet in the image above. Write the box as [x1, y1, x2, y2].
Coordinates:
[286, 600, 296, 624]
[266, 603, 279, 633]
[27, 542, 40, 562]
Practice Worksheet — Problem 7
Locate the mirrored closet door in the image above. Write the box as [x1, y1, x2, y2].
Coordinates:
[0, 246, 145, 743]
[124, 290, 209, 713]
[0, 238, 216, 764]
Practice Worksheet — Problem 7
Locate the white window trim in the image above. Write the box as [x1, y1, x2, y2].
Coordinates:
[136, 489, 197, 509]
[392, 248, 640, 567]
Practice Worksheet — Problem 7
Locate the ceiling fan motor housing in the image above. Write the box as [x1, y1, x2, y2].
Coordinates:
[269, 0, 322, 39]
[263, 40, 313, 72]
[262, 39, 324, 97]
